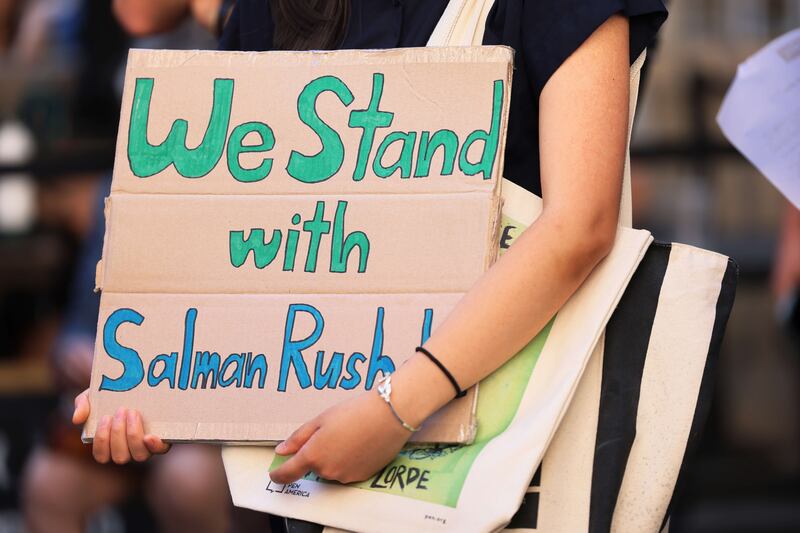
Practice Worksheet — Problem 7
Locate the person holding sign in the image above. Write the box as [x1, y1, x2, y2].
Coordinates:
[73, 0, 666, 488]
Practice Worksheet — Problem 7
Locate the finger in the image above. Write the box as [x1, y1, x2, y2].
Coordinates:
[269, 450, 313, 484]
[93, 415, 112, 464]
[125, 411, 151, 462]
[72, 390, 90, 425]
[275, 420, 320, 456]
[143, 434, 171, 455]
[109, 408, 132, 464]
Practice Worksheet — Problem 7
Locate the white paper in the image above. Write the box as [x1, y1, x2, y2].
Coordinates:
[717, 27, 800, 208]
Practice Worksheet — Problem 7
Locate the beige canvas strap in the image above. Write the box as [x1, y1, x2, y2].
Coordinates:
[620, 51, 646, 228]
[427, 0, 643, 228]
[426, 0, 495, 47]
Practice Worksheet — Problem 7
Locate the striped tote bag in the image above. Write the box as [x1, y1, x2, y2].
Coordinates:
[506, 242, 737, 532]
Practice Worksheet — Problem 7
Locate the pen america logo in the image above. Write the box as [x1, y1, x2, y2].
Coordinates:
[266, 480, 311, 498]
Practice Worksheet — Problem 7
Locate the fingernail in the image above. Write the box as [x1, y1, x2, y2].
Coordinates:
[127, 410, 137, 426]
[114, 407, 126, 421]
[275, 441, 286, 453]
[99, 415, 111, 428]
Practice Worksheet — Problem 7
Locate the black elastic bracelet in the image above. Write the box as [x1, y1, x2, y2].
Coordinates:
[415, 346, 467, 399]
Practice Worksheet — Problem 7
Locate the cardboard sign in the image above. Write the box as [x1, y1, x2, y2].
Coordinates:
[84, 46, 513, 444]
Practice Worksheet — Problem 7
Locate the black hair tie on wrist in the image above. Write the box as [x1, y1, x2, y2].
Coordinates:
[415, 346, 467, 399]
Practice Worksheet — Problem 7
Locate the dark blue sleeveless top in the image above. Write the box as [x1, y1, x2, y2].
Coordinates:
[220, 0, 667, 195]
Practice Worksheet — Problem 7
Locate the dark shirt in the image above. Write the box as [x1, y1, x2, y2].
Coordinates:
[56, 175, 110, 343]
[222, 0, 668, 196]
[60, 1, 667, 344]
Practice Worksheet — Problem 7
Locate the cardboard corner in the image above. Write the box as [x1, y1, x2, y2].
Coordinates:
[94, 260, 103, 293]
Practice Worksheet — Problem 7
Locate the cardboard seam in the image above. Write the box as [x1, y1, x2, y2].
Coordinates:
[484, 194, 503, 271]
[97, 290, 473, 296]
[94, 197, 112, 293]
[105, 189, 500, 198]
[127, 46, 516, 69]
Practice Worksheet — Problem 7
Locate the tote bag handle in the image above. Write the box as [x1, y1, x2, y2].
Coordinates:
[426, 0, 495, 47]
[426, 0, 643, 229]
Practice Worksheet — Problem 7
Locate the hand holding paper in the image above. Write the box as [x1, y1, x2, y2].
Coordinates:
[270, 342, 461, 484]
[270, 391, 412, 485]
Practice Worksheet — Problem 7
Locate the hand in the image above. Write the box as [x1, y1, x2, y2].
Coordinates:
[269, 391, 413, 485]
[72, 390, 171, 464]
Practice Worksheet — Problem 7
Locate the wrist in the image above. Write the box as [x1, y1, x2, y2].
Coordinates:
[385, 354, 456, 429]
[365, 385, 417, 440]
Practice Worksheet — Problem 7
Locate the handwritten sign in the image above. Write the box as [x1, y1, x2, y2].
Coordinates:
[85, 47, 513, 444]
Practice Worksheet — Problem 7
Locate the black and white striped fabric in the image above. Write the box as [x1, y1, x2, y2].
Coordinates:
[506, 242, 737, 532]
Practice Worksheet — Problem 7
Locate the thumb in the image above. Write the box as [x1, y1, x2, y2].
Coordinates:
[72, 390, 90, 425]
[275, 420, 320, 456]
[144, 435, 171, 455]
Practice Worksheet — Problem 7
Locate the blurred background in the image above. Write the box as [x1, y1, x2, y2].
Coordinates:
[0, 0, 797, 532]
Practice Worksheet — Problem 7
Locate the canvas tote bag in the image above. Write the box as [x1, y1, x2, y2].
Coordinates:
[222, 2, 736, 532]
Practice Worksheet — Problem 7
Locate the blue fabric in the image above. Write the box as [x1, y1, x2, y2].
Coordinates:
[59, 175, 111, 341]
[221, 0, 668, 196]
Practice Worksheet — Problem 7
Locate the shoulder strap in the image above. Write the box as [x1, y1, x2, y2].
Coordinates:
[620, 50, 646, 228]
[428, 1, 644, 228]
[426, 0, 495, 47]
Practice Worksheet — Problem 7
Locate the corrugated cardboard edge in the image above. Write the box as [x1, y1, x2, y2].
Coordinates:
[484, 194, 503, 271]
[85, 196, 113, 442]
[465, 382, 480, 443]
[80, 395, 480, 445]
[480, 50, 514, 271]
[93, 197, 112, 293]
[94, 260, 103, 293]
[125, 45, 515, 70]
[411, 386, 479, 445]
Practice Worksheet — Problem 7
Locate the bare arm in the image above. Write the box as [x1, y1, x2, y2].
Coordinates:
[390, 14, 630, 427]
[268, 14, 631, 484]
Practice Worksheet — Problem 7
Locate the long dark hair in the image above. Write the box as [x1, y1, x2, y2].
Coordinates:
[270, 0, 351, 51]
